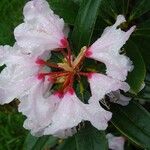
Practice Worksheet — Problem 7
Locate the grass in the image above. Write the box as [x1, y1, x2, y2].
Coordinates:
[0, 101, 27, 150]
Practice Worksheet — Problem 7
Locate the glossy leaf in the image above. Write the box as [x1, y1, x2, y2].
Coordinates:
[0, 0, 25, 45]
[74, 76, 91, 104]
[57, 137, 76, 150]
[129, 0, 150, 21]
[48, 0, 79, 25]
[98, 0, 117, 19]
[58, 124, 108, 150]
[137, 72, 150, 100]
[110, 101, 150, 149]
[131, 36, 150, 67]
[71, 0, 102, 51]
[75, 124, 108, 150]
[133, 19, 150, 38]
[23, 133, 58, 150]
[125, 40, 146, 94]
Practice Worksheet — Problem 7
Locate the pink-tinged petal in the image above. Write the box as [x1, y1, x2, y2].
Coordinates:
[0, 45, 49, 104]
[106, 133, 125, 150]
[44, 90, 112, 137]
[89, 15, 135, 55]
[20, 81, 59, 135]
[88, 73, 130, 103]
[86, 15, 135, 81]
[14, 0, 68, 54]
[88, 52, 133, 81]
[0, 45, 24, 66]
[0, 76, 38, 104]
[108, 90, 131, 106]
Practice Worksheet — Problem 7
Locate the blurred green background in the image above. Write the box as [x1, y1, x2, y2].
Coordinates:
[0, 1, 27, 149]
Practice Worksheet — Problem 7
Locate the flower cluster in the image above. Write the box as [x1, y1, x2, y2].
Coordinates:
[0, 0, 135, 138]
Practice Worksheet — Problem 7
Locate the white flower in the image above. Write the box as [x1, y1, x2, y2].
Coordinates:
[19, 80, 58, 136]
[0, 0, 135, 138]
[106, 133, 125, 150]
[19, 86, 112, 138]
[44, 88, 112, 138]
[0, 44, 49, 104]
[86, 15, 135, 81]
[87, 73, 130, 103]
[14, 0, 68, 55]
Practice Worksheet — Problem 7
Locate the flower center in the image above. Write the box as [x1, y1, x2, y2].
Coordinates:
[36, 44, 92, 95]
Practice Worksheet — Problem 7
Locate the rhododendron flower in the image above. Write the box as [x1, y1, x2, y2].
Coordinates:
[106, 133, 125, 150]
[0, 0, 135, 138]
[14, 0, 68, 55]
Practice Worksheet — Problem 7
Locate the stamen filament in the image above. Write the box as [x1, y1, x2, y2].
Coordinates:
[67, 45, 72, 66]
[38, 72, 68, 78]
[36, 58, 61, 69]
[61, 49, 71, 65]
[79, 72, 89, 77]
[44, 62, 62, 69]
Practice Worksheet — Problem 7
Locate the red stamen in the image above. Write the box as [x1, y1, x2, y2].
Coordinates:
[87, 72, 94, 79]
[45, 62, 62, 69]
[60, 49, 72, 66]
[48, 77, 55, 83]
[67, 45, 72, 66]
[79, 72, 94, 78]
[36, 58, 62, 69]
[37, 72, 69, 83]
[37, 73, 45, 80]
[79, 72, 89, 77]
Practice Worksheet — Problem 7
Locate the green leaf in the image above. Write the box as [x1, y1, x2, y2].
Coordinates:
[57, 137, 76, 150]
[48, 0, 79, 25]
[125, 40, 146, 94]
[133, 19, 150, 38]
[137, 72, 150, 100]
[23, 133, 58, 150]
[74, 76, 91, 104]
[71, 0, 102, 51]
[0, 0, 25, 45]
[110, 101, 150, 149]
[75, 123, 108, 150]
[98, 0, 118, 19]
[129, 0, 150, 21]
[58, 124, 108, 150]
[131, 36, 150, 67]
[116, 0, 130, 16]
